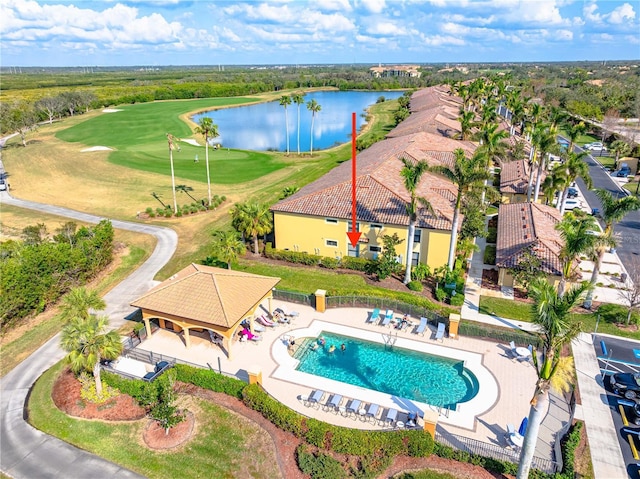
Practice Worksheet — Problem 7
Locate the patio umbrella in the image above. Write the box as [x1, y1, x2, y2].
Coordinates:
[518, 417, 528, 436]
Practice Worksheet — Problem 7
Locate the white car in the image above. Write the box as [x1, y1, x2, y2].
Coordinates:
[584, 142, 607, 152]
[562, 199, 583, 211]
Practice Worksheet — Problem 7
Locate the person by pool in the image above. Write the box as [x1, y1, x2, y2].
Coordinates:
[310, 343, 319, 351]
[318, 337, 326, 347]
[340, 343, 346, 353]
[328, 345, 336, 353]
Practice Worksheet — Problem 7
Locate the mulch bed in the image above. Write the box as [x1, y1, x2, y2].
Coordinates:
[52, 370, 503, 478]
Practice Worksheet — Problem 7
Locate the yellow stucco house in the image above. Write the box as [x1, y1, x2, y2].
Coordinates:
[500, 159, 546, 204]
[271, 132, 474, 270]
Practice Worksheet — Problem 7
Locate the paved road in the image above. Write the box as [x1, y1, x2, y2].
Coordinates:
[0, 192, 177, 479]
[572, 146, 640, 270]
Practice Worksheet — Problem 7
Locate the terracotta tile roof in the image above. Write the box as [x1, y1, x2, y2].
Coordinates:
[495, 203, 564, 276]
[271, 132, 475, 230]
[410, 85, 462, 112]
[388, 106, 462, 139]
[131, 264, 281, 328]
[500, 159, 545, 195]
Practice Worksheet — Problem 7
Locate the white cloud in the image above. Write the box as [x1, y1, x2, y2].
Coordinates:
[608, 3, 636, 24]
[367, 21, 404, 35]
[316, 0, 353, 12]
[358, 0, 386, 14]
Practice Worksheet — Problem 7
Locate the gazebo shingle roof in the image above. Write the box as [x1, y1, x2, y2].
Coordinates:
[495, 203, 564, 276]
[271, 133, 476, 231]
[130, 264, 280, 328]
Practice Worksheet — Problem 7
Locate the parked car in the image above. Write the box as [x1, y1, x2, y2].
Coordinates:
[562, 199, 583, 211]
[610, 372, 640, 399]
[617, 169, 630, 177]
[567, 187, 579, 198]
[0, 180, 6, 191]
[623, 401, 640, 426]
[585, 142, 607, 152]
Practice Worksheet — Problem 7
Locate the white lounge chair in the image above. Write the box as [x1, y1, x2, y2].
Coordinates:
[434, 322, 446, 341]
[380, 309, 393, 327]
[308, 390, 325, 407]
[383, 408, 398, 426]
[367, 308, 381, 324]
[346, 399, 361, 418]
[324, 394, 342, 413]
[365, 403, 380, 423]
[415, 317, 428, 336]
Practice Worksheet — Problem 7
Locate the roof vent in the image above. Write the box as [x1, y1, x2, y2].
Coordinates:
[523, 234, 528, 239]
[523, 224, 528, 229]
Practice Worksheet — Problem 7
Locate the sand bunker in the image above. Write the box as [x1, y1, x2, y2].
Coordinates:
[180, 138, 201, 147]
[81, 146, 114, 152]
[102, 109, 123, 113]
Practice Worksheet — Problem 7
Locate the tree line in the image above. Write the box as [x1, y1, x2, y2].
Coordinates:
[0, 220, 114, 332]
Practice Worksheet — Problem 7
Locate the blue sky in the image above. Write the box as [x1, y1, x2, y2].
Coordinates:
[1, 0, 638, 66]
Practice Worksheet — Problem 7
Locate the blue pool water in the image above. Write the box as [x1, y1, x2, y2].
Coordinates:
[294, 332, 479, 409]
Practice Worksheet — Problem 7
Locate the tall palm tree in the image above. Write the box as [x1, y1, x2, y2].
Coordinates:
[583, 189, 640, 308]
[230, 202, 273, 255]
[532, 125, 558, 202]
[562, 120, 586, 153]
[166, 133, 180, 214]
[610, 140, 631, 169]
[151, 192, 167, 208]
[557, 152, 592, 215]
[60, 315, 122, 397]
[211, 230, 246, 269]
[292, 93, 305, 155]
[194, 117, 219, 207]
[458, 109, 475, 141]
[279, 95, 292, 155]
[556, 212, 599, 297]
[400, 158, 433, 284]
[60, 287, 106, 324]
[541, 165, 568, 206]
[476, 123, 509, 167]
[175, 184, 198, 203]
[430, 149, 490, 270]
[306, 99, 321, 156]
[516, 279, 589, 479]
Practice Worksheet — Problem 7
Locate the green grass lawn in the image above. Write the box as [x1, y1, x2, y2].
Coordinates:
[479, 295, 640, 340]
[56, 97, 286, 184]
[29, 363, 281, 479]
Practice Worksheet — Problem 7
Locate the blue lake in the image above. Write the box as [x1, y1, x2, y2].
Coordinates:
[192, 90, 404, 152]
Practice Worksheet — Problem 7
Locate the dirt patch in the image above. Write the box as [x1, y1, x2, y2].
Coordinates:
[143, 410, 195, 449]
[482, 269, 500, 291]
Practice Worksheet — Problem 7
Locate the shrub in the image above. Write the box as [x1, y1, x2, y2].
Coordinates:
[486, 227, 498, 244]
[597, 303, 628, 323]
[148, 212, 156, 218]
[412, 263, 431, 282]
[341, 256, 375, 272]
[221, 195, 226, 201]
[297, 444, 347, 479]
[174, 364, 246, 398]
[176, 210, 183, 217]
[435, 288, 447, 302]
[145, 207, 153, 214]
[483, 245, 496, 265]
[407, 280, 423, 292]
[449, 294, 464, 307]
[319, 257, 339, 269]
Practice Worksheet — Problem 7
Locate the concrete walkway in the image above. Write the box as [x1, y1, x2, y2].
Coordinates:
[461, 224, 629, 479]
[0, 192, 177, 479]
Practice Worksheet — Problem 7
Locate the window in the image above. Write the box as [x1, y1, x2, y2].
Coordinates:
[325, 218, 338, 224]
[413, 229, 422, 243]
[411, 252, 420, 267]
[347, 221, 360, 232]
[325, 239, 338, 247]
[369, 246, 381, 253]
[370, 223, 383, 229]
[347, 243, 360, 257]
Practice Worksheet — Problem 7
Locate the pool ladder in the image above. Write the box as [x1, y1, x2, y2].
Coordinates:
[383, 331, 397, 348]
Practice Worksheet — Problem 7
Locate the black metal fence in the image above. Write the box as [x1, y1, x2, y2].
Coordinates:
[435, 430, 559, 474]
[273, 289, 313, 306]
[325, 295, 447, 325]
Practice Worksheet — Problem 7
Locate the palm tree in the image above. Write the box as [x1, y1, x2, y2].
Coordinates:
[175, 184, 198, 203]
[557, 152, 592, 215]
[532, 125, 558, 202]
[279, 95, 292, 155]
[430, 149, 490, 270]
[166, 133, 180, 214]
[194, 117, 219, 207]
[458, 109, 475, 141]
[541, 165, 568, 206]
[516, 279, 589, 479]
[476, 123, 509, 167]
[562, 120, 586, 153]
[400, 158, 433, 284]
[583, 189, 640, 308]
[306, 99, 321, 156]
[230, 202, 273, 255]
[292, 93, 305, 155]
[151, 192, 167, 208]
[60, 315, 122, 397]
[610, 140, 632, 169]
[60, 287, 106, 323]
[211, 230, 246, 269]
[556, 212, 599, 297]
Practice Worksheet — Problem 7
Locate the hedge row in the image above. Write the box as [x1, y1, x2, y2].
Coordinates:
[242, 383, 434, 458]
[458, 321, 542, 349]
[265, 243, 375, 273]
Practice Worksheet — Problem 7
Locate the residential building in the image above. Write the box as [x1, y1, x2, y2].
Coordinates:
[369, 64, 422, 78]
[495, 203, 564, 288]
[271, 132, 474, 270]
[499, 159, 543, 204]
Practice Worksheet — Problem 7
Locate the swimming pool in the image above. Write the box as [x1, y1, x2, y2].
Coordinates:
[294, 332, 479, 409]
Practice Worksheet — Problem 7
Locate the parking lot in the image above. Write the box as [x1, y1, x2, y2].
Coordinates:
[595, 335, 640, 478]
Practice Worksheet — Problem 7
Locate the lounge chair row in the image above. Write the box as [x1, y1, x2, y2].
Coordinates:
[301, 389, 422, 429]
[367, 310, 446, 340]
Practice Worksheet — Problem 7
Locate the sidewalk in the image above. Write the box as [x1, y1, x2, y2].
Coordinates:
[461, 229, 628, 479]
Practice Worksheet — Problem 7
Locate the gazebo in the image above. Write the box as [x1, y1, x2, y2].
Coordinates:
[131, 263, 281, 359]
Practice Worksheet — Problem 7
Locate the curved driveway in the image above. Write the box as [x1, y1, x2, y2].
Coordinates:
[0, 192, 177, 479]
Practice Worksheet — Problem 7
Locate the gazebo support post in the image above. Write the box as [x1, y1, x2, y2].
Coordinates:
[268, 296, 273, 316]
[183, 328, 191, 348]
[143, 317, 152, 338]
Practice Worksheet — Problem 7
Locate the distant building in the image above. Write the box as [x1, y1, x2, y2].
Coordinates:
[370, 64, 422, 78]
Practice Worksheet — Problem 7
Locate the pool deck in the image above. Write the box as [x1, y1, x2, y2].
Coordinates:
[136, 300, 561, 460]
